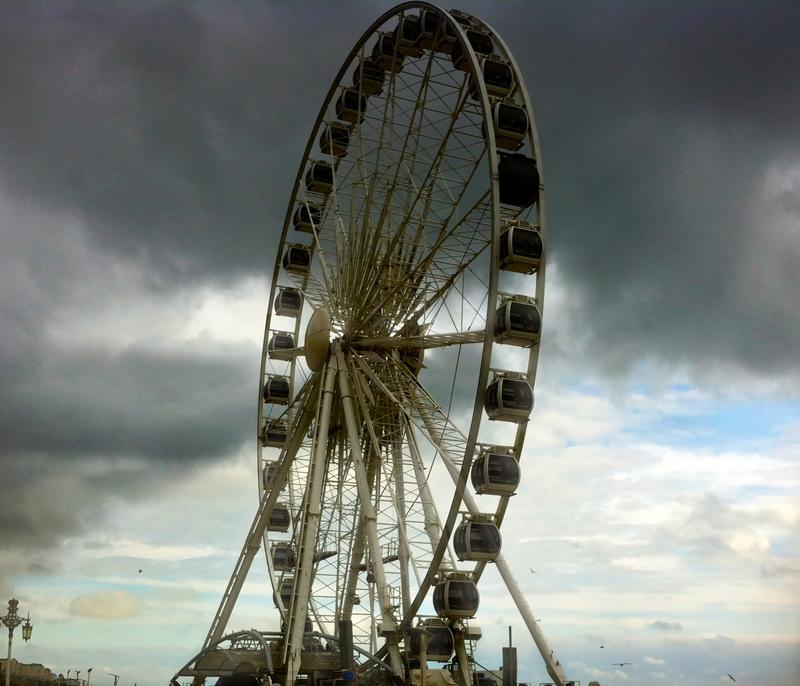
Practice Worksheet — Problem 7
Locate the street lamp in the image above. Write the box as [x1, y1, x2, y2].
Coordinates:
[1, 599, 33, 686]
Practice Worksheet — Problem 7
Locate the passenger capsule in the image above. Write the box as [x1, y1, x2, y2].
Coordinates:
[484, 375, 533, 422]
[393, 14, 423, 57]
[470, 57, 514, 99]
[274, 287, 303, 317]
[263, 375, 291, 405]
[267, 331, 296, 361]
[352, 58, 385, 96]
[498, 152, 539, 208]
[268, 503, 291, 532]
[305, 161, 334, 195]
[271, 542, 295, 572]
[494, 297, 541, 347]
[273, 577, 293, 607]
[319, 121, 350, 158]
[262, 461, 278, 489]
[335, 88, 368, 125]
[471, 449, 520, 495]
[433, 571, 480, 617]
[451, 29, 494, 71]
[292, 203, 321, 233]
[492, 102, 528, 150]
[371, 32, 404, 72]
[262, 420, 288, 448]
[498, 223, 542, 273]
[418, 9, 442, 50]
[407, 619, 454, 662]
[453, 516, 501, 561]
[282, 244, 311, 274]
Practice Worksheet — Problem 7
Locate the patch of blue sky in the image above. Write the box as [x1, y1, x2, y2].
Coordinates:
[623, 397, 800, 451]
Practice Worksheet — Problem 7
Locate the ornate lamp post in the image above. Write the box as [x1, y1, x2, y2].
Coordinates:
[1, 599, 33, 686]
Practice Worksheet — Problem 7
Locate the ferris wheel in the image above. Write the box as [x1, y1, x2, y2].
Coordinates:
[175, 4, 566, 686]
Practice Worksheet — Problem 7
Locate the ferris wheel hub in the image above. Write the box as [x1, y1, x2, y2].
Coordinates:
[304, 307, 332, 371]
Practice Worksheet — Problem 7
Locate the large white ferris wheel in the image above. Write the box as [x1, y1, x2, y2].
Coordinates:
[175, 5, 568, 686]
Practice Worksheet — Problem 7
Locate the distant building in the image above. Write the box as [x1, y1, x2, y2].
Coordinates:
[0, 658, 62, 686]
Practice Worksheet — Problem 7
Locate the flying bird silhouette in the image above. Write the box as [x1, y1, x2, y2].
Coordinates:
[612, 662, 631, 667]
[599, 645, 604, 649]
[727, 675, 735, 683]
[530, 568, 537, 574]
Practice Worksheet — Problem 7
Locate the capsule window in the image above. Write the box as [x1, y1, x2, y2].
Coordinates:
[498, 152, 539, 208]
[352, 58, 385, 96]
[418, 9, 441, 49]
[454, 520, 501, 561]
[263, 375, 291, 405]
[319, 121, 350, 158]
[433, 578, 480, 618]
[452, 29, 494, 71]
[498, 225, 542, 273]
[275, 287, 303, 318]
[335, 89, 368, 125]
[493, 102, 528, 150]
[275, 577, 294, 606]
[268, 503, 291, 532]
[408, 621, 454, 662]
[305, 161, 334, 195]
[282, 245, 311, 274]
[394, 14, 423, 57]
[272, 543, 295, 572]
[268, 332, 296, 360]
[371, 33, 404, 72]
[471, 452, 520, 495]
[494, 300, 541, 347]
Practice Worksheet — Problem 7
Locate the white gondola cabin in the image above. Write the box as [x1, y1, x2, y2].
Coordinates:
[275, 287, 303, 317]
[484, 374, 533, 422]
[498, 152, 539, 208]
[262, 420, 288, 447]
[262, 461, 278, 489]
[471, 448, 520, 495]
[292, 203, 321, 233]
[274, 577, 294, 607]
[335, 88, 368, 125]
[267, 331, 296, 361]
[498, 222, 542, 273]
[271, 542, 295, 572]
[319, 121, 350, 157]
[451, 29, 493, 71]
[453, 515, 501, 562]
[393, 14, 423, 57]
[492, 102, 528, 150]
[282, 244, 311, 274]
[352, 58, 385, 96]
[470, 57, 513, 99]
[433, 571, 480, 618]
[371, 32, 404, 72]
[268, 503, 291, 532]
[263, 375, 291, 405]
[494, 297, 541, 347]
[408, 619, 454, 662]
[305, 161, 334, 195]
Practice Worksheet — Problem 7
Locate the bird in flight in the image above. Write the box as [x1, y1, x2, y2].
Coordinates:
[612, 662, 631, 667]
[599, 645, 604, 649]
[138, 569, 143, 573]
[727, 675, 736, 683]
[530, 568, 537, 574]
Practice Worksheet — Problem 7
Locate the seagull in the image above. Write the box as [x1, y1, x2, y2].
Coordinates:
[530, 568, 537, 574]
[599, 645, 604, 649]
[727, 675, 736, 683]
[138, 569, 143, 573]
[612, 663, 631, 667]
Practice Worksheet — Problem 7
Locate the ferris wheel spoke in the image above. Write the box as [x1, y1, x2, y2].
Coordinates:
[353, 329, 486, 351]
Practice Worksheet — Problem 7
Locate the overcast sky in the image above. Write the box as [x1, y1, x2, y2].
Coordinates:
[1, 2, 798, 686]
